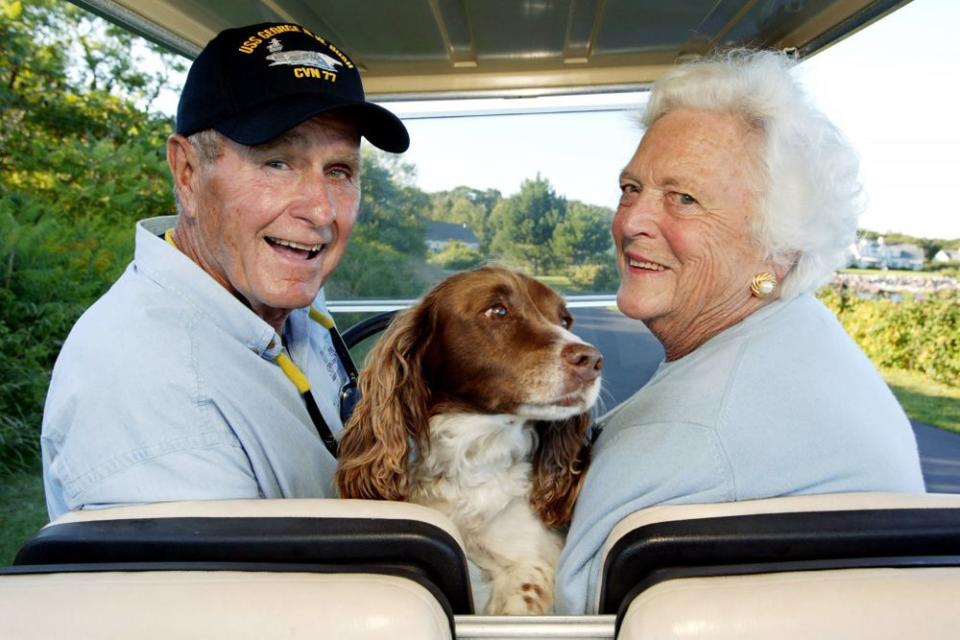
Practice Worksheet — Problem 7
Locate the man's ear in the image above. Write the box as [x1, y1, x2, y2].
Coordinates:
[167, 133, 200, 219]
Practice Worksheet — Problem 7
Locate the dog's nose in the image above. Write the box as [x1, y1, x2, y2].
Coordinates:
[562, 343, 603, 382]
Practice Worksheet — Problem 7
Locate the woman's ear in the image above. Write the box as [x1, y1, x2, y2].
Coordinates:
[166, 133, 200, 219]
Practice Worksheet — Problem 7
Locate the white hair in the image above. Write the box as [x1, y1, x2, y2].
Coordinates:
[642, 49, 863, 299]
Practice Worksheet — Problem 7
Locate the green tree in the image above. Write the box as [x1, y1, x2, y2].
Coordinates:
[489, 175, 566, 273]
[327, 148, 430, 298]
[326, 239, 425, 299]
[428, 240, 483, 271]
[0, 0, 184, 475]
[552, 201, 613, 265]
[429, 186, 502, 255]
[353, 148, 428, 257]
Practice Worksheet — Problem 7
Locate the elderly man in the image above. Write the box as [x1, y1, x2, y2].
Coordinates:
[41, 23, 409, 520]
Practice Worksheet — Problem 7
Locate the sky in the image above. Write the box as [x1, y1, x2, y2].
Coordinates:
[148, 0, 959, 240]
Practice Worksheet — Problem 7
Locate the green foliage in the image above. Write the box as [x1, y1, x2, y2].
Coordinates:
[879, 367, 960, 435]
[354, 149, 428, 257]
[428, 240, 483, 270]
[819, 287, 960, 387]
[0, 467, 47, 563]
[552, 201, 613, 265]
[566, 262, 619, 293]
[489, 175, 566, 273]
[327, 148, 431, 298]
[429, 186, 501, 254]
[0, 0, 180, 476]
[0, 207, 120, 475]
[926, 261, 960, 279]
[326, 237, 425, 299]
[483, 176, 615, 274]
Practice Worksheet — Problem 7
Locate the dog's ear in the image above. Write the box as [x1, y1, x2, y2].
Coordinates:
[335, 304, 434, 501]
[529, 412, 592, 527]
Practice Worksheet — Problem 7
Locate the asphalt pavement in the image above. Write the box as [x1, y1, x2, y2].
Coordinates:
[570, 306, 960, 494]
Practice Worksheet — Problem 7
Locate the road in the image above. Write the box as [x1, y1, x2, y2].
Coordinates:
[570, 306, 960, 494]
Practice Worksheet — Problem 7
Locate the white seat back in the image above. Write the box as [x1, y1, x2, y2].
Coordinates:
[600, 493, 960, 639]
[0, 571, 452, 639]
[619, 567, 959, 640]
[2, 499, 470, 639]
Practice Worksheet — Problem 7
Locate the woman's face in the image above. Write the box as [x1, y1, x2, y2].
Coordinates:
[613, 108, 773, 359]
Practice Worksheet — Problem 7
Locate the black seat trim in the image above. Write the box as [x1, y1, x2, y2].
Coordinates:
[600, 508, 960, 617]
[8, 516, 473, 621]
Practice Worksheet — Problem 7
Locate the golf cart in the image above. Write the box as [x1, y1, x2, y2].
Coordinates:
[3, 1, 960, 638]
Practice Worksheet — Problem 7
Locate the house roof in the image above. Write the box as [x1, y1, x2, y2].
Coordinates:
[425, 221, 479, 245]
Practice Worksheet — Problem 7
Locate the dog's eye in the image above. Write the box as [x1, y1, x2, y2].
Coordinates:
[484, 304, 508, 320]
[560, 314, 573, 329]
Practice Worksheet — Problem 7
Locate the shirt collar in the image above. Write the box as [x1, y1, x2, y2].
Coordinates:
[134, 215, 281, 357]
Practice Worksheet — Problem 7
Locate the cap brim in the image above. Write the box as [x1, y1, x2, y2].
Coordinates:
[214, 96, 410, 153]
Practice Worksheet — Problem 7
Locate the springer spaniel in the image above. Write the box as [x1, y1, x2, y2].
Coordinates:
[335, 265, 603, 615]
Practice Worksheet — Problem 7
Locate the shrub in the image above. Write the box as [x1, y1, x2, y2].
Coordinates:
[0, 207, 124, 475]
[427, 241, 483, 271]
[566, 263, 619, 293]
[819, 287, 960, 387]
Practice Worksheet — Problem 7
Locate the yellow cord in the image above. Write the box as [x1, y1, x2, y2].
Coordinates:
[275, 352, 311, 394]
[166, 226, 333, 397]
[308, 306, 335, 329]
[278, 309, 337, 392]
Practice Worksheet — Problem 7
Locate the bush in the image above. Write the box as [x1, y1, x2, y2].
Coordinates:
[0, 208, 126, 475]
[327, 237, 427, 299]
[566, 263, 619, 293]
[926, 261, 960, 279]
[819, 287, 960, 387]
[428, 241, 483, 270]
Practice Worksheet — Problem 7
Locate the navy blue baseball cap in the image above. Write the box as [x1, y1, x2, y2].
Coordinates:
[176, 22, 409, 153]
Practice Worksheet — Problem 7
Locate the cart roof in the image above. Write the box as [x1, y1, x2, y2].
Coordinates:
[69, 0, 912, 99]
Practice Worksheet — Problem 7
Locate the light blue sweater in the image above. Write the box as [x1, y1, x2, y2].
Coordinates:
[555, 293, 925, 613]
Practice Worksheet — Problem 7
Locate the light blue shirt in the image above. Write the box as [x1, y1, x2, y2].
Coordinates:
[555, 293, 926, 614]
[42, 216, 348, 520]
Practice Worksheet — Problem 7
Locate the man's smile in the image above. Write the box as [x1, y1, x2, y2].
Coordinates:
[265, 236, 326, 260]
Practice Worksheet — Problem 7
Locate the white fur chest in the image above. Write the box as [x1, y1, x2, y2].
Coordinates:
[409, 413, 536, 535]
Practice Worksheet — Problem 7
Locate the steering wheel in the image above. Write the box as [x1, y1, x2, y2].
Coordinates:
[341, 310, 399, 350]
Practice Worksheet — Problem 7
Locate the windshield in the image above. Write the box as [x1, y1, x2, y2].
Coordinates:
[2, 0, 957, 486]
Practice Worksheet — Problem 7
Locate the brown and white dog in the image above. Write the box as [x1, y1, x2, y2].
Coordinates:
[335, 265, 603, 615]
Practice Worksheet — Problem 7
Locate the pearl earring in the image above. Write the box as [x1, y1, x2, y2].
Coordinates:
[750, 272, 777, 298]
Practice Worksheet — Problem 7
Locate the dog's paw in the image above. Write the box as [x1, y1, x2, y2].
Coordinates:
[491, 581, 552, 615]
[485, 568, 554, 615]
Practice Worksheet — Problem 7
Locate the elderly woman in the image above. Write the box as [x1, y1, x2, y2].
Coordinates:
[555, 50, 925, 614]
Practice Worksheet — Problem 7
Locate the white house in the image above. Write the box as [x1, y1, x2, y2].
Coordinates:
[847, 237, 925, 270]
[933, 248, 960, 263]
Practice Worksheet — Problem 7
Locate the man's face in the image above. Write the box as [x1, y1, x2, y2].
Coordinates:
[186, 114, 360, 325]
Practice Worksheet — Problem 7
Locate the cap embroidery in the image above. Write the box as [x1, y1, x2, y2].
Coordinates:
[267, 49, 343, 73]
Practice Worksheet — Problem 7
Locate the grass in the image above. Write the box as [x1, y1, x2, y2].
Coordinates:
[880, 367, 960, 435]
[0, 466, 47, 566]
[535, 274, 573, 291]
